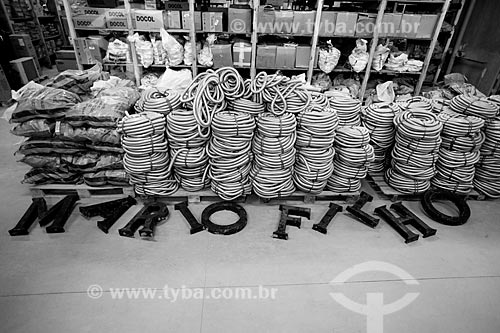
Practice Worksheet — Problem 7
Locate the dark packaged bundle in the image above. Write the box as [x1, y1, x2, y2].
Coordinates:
[61, 152, 123, 172]
[83, 169, 130, 187]
[64, 96, 132, 127]
[55, 122, 121, 146]
[22, 168, 81, 185]
[11, 119, 55, 138]
[18, 139, 86, 155]
[19, 154, 64, 170]
[45, 64, 109, 95]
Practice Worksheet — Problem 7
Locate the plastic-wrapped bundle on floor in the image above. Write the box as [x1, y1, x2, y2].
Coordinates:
[119, 112, 178, 196]
[11, 119, 55, 138]
[45, 64, 108, 95]
[432, 111, 484, 194]
[293, 106, 338, 194]
[83, 170, 130, 187]
[22, 168, 81, 185]
[251, 112, 297, 198]
[326, 91, 362, 126]
[385, 110, 443, 194]
[361, 103, 400, 173]
[54, 122, 121, 148]
[474, 117, 500, 198]
[166, 109, 210, 192]
[209, 111, 255, 200]
[327, 126, 374, 193]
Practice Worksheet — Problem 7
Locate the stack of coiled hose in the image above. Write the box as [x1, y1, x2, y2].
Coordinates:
[327, 126, 374, 193]
[326, 92, 362, 126]
[208, 111, 255, 200]
[251, 112, 297, 198]
[361, 103, 400, 173]
[432, 110, 485, 194]
[118, 112, 178, 196]
[166, 109, 210, 192]
[474, 116, 500, 198]
[450, 94, 499, 120]
[293, 107, 339, 194]
[134, 89, 182, 114]
[385, 109, 443, 194]
[228, 98, 266, 117]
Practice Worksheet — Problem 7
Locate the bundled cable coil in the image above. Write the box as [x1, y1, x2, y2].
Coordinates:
[134, 89, 182, 114]
[251, 112, 297, 198]
[293, 107, 339, 194]
[385, 109, 442, 194]
[450, 94, 499, 120]
[326, 91, 362, 126]
[208, 111, 255, 201]
[431, 110, 485, 194]
[228, 98, 266, 116]
[361, 103, 400, 173]
[474, 117, 500, 198]
[118, 112, 178, 196]
[166, 109, 210, 192]
[327, 126, 374, 193]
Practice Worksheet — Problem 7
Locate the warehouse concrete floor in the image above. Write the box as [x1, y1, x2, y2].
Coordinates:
[1, 107, 500, 333]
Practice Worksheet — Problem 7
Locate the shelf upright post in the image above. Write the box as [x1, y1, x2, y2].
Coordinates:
[359, 0, 388, 100]
[124, 0, 141, 86]
[250, 0, 259, 79]
[415, 0, 451, 95]
[188, 0, 197, 76]
[306, 0, 324, 85]
[61, 0, 82, 70]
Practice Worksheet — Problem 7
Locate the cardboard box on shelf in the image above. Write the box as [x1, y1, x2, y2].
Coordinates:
[334, 12, 357, 36]
[400, 14, 421, 38]
[295, 45, 311, 68]
[74, 38, 104, 64]
[182, 11, 202, 30]
[144, 0, 157, 10]
[73, 15, 106, 29]
[274, 10, 294, 34]
[166, 10, 181, 29]
[233, 41, 252, 67]
[257, 7, 275, 34]
[229, 8, 252, 33]
[107, 19, 128, 29]
[86, 0, 118, 8]
[55, 59, 79, 72]
[356, 13, 376, 37]
[211, 44, 233, 68]
[267, 0, 284, 7]
[80, 7, 106, 16]
[380, 13, 402, 37]
[164, 1, 189, 11]
[104, 9, 127, 20]
[202, 12, 223, 32]
[417, 14, 438, 39]
[276, 45, 296, 69]
[9, 57, 39, 84]
[133, 10, 165, 30]
[319, 12, 337, 36]
[292, 11, 315, 35]
[256, 45, 277, 68]
[9, 34, 41, 72]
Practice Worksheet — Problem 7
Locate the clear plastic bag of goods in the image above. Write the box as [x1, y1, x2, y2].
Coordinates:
[96, 87, 140, 108]
[46, 64, 108, 95]
[54, 122, 121, 146]
[318, 41, 341, 74]
[90, 76, 136, 97]
[140, 73, 160, 90]
[385, 52, 408, 71]
[22, 168, 81, 185]
[349, 39, 369, 73]
[156, 68, 193, 92]
[129, 33, 154, 68]
[104, 38, 131, 63]
[198, 34, 216, 67]
[61, 152, 123, 172]
[64, 96, 133, 127]
[183, 36, 194, 66]
[11, 119, 55, 138]
[372, 44, 390, 72]
[311, 72, 332, 91]
[160, 28, 184, 66]
[83, 169, 130, 187]
[375, 81, 395, 103]
[151, 35, 167, 65]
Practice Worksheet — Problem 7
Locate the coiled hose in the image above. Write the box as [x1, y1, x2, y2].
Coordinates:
[119, 112, 178, 196]
[229, 98, 266, 116]
[251, 112, 297, 198]
[450, 94, 499, 120]
[208, 111, 255, 201]
[327, 126, 374, 193]
[134, 89, 182, 114]
[361, 103, 400, 173]
[385, 109, 442, 194]
[432, 110, 485, 194]
[474, 117, 500, 198]
[293, 107, 338, 194]
[326, 92, 362, 126]
[166, 109, 210, 192]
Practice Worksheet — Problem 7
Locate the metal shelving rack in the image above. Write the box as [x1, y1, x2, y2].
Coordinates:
[61, 0, 451, 94]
